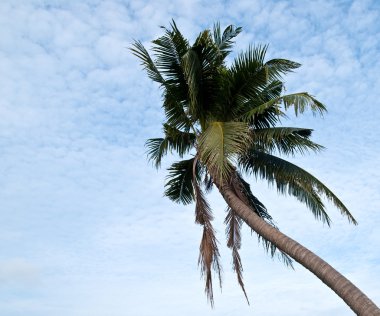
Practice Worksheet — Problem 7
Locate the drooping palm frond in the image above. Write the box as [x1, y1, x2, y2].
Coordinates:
[163, 124, 196, 156]
[199, 121, 251, 181]
[242, 92, 327, 122]
[239, 150, 357, 224]
[193, 159, 222, 306]
[145, 124, 195, 167]
[252, 127, 324, 156]
[145, 137, 168, 168]
[224, 207, 249, 304]
[264, 58, 301, 81]
[130, 40, 166, 85]
[164, 158, 198, 204]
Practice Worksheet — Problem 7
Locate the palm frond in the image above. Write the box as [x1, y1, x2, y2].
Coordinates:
[225, 207, 249, 304]
[152, 21, 189, 80]
[182, 48, 202, 115]
[130, 40, 165, 85]
[145, 138, 168, 168]
[242, 92, 327, 121]
[164, 158, 198, 204]
[232, 44, 268, 73]
[265, 58, 301, 81]
[163, 94, 192, 131]
[199, 121, 251, 181]
[193, 159, 222, 306]
[283, 93, 327, 116]
[213, 23, 242, 59]
[191, 30, 225, 125]
[145, 125, 195, 167]
[230, 80, 284, 128]
[252, 127, 324, 155]
[239, 151, 357, 224]
[163, 124, 196, 156]
[229, 45, 270, 104]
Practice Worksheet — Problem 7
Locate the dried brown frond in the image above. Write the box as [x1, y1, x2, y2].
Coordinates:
[225, 207, 249, 304]
[193, 157, 222, 306]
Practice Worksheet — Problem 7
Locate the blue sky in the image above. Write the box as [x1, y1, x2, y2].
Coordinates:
[0, 0, 379, 315]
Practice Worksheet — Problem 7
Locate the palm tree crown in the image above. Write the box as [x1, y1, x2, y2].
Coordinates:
[131, 20, 356, 306]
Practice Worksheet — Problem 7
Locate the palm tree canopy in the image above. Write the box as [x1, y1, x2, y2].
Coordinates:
[131, 20, 356, 306]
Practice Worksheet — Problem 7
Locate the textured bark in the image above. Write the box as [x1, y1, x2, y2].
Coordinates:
[215, 179, 380, 315]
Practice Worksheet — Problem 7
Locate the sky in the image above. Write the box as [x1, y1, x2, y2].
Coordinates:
[0, 0, 379, 315]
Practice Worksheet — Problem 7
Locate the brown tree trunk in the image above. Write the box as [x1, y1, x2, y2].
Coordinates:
[215, 179, 380, 315]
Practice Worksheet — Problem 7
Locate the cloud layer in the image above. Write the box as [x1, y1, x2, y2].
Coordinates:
[1, 0, 379, 315]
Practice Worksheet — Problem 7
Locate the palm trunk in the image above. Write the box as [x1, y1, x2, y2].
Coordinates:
[215, 179, 380, 315]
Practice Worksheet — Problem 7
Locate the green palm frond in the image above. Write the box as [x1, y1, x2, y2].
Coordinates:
[242, 92, 327, 121]
[192, 31, 225, 125]
[229, 45, 271, 105]
[232, 44, 268, 73]
[130, 40, 166, 85]
[252, 127, 324, 155]
[283, 92, 327, 116]
[224, 207, 249, 304]
[213, 23, 242, 60]
[257, 80, 284, 102]
[163, 124, 196, 156]
[164, 158, 198, 204]
[163, 93, 193, 131]
[231, 80, 284, 128]
[145, 138, 168, 168]
[182, 48, 202, 113]
[239, 151, 357, 224]
[265, 58, 301, 81]
[152, 20, 189, 80]
[199, 121, 251, 181]
[145, 125, 195, 167]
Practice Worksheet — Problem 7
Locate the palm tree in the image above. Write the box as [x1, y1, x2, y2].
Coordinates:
[131, 21, 380, 315]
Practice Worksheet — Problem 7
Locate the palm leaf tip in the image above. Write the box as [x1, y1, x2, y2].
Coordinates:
[145, 138, 167, 168]
[164, 158, 196, 204]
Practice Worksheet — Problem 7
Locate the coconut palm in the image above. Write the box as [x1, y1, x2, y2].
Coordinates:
[131, 21, 380, 315]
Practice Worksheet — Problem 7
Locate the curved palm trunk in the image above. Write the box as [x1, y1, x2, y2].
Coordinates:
[216, 180, 380, 315]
